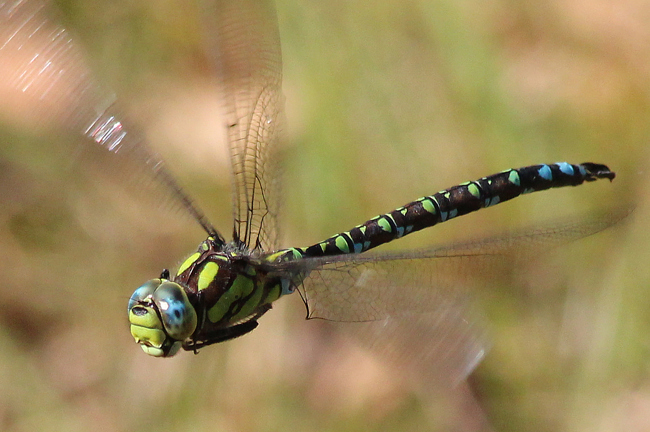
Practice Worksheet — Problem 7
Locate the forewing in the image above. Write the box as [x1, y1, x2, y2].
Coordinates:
[201, 0, 284, 251]
[0, 0, 217, 236]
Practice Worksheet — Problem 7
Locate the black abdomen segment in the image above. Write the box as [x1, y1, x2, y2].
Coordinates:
[301, 162, 615, 258]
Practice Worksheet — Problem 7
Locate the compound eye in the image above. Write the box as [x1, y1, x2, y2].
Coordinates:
[152, 282, 197, 341]
[127, 279, 161, 313]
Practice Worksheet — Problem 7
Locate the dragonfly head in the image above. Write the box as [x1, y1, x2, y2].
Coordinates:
[128, 278, 197, 357]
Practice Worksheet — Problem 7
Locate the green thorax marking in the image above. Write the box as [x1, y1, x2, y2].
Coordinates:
[173, 240, 304, 329]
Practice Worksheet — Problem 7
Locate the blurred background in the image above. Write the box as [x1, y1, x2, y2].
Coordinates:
[0, 0, 648, 431]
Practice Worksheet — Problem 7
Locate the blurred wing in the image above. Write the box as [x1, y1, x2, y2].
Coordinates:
[202, 0, 284, 251]
[298, 206, 630, 320]
[299, 255, 493, 385]
[0, 0, 219, 238]
[289, 207, 630, 384]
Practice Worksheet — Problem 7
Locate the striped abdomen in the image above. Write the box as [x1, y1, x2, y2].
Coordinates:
[299, 162, 615, 258]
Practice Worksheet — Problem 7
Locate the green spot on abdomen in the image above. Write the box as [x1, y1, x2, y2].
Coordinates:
[421, 197, 436, 215]
[467, 183, 481, 198]
[377, 217, 392, 232]
[335, 235, 350, 253]
[508, 170, 521, 186]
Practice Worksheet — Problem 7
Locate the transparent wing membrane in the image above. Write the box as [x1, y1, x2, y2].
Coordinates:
[0, 0, 219, 239]
[201, 0, 284, 250]
[284, 207, 630, 381]
[300, 256, 493, 384]
[296, 206, 630, 321]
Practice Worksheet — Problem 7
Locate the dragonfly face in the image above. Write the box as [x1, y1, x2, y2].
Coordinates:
[128, 278, 198, 357]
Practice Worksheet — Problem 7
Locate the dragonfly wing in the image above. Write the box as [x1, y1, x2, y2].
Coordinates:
[420, 205, 632, 259]
[298, 206, 630, 320]
[291, 207, 630, 384]
[202, 0, 284, 251]
[298, 255, 495, 385]
[0, 0, 218, 237]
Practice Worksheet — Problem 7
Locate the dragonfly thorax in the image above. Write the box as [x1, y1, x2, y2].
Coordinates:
[128, 237, 302, 356]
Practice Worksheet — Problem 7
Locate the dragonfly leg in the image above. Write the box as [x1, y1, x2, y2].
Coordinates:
[182, 304, 272, 352]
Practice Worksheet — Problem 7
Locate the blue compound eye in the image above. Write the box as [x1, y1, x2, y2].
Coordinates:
[127, 279, 161, 313]
[128, 279, 197, 357]
[152, 282, 197, 341]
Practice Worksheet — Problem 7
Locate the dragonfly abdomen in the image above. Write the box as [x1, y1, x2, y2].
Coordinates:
[301, 162, 615, 258]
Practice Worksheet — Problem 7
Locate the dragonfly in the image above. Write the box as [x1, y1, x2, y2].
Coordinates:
[0, 0, 622, 383]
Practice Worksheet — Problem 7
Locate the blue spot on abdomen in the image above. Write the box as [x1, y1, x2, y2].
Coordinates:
[555, 162, 574, 176]
[538, 165, 552, 181]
